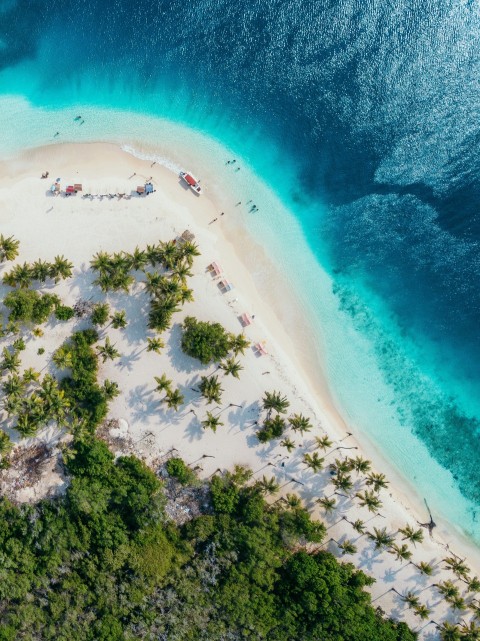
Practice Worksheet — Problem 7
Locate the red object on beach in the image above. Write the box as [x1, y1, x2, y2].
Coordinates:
[66, 186, 75, 193]
[184, 174, 196, 186]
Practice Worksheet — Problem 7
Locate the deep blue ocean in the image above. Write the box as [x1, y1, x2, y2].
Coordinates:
[1, 0, 480, 539]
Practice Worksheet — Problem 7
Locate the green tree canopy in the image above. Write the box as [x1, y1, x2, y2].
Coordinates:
[181, 316, 231, 364]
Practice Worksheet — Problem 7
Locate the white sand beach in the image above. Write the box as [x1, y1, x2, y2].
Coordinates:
[0, 142, 479, 638]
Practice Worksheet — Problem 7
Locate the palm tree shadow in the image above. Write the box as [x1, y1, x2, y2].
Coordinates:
[184, 417, 203, 442]
[117, 349, 142, 372]
[226, 401, 261, 433]
[127, 384, 157, 422]
[358, 547, 384, 573]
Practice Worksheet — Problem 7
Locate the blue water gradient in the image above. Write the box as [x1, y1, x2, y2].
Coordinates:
[1, 0, 480, 537]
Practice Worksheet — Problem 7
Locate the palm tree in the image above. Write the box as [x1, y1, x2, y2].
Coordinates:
[90, 251, 112, 272]
[315, 435, 333, 451]
[259, 415, 286, 441]
[459, 620, 480, 640]
[154, 374, 172, 394]
[413, 604, 431, 620]
[338, 539, 357, 556]
[317, 496, 337, 514]
[0, 234, 20, 262]
[356, 489, 383, 513]
[465, 576, 480, 593]
[220, 357, 243, 379]
[331, 458, 352, 475]
[262, 390, 290, 418]
[389, 543, 412, 563]
[401, 591, 420, 609]
[0, 430, 13, 455]
[332, 473, 353, 494]
[128, 247, 148, 271]
[199, 375, 223, 405]
[365, 472, 389, 492]
[159, 240, 179, 271]
[202, 411, 223, 433]
[288, 413, 312, 435]
[91, 302, 110, 326]
[179, 241, 200, 266]
[145, 243, 159, 267]
[15, 413, 39, 437]
[444, 556, 470, 579]
[436, 580, 459, 600]
[398, 523, 424, 547]
[257, 475, 280, 495]
[156, 276, 182, 297]
[102, 380, 120, 400]
[285, 493, 302, 509]
[229, 333, 251, 356]
[350, 518, 366, 535]
[144, 271, 163, 295]
[22, 368, 40, 385]
[111, 310, 127, 329]
[52, 255, 74, 281]
[349, 455, 371, 474]
[3, 374, 24, 397]
[164, 388, 184, 411]
[52, 346, 73, 370]
[368, 527, 394, 551]
[450, 595, 467, 612]
[437, 621, 461, 641]
[303, 452, 324, 473]
[97, 337, 121, 363]
[146, 337, 164, 353]
[12, 338, 26, 352]
[172, 261, 193, 283]
[178, 287, 194, 305]
[8, 262, 31, 288]
[415, 561, 434, 576]
[280, 437, 296, 452]
[31, 259, 51, 282]
[1, 348, 20, 373]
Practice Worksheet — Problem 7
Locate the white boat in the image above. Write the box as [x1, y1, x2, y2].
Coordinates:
[180, 171, 202, 195]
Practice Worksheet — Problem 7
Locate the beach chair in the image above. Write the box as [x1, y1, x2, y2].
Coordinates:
[207, 261, 222, 277]
[254, 342, 268, 356]
[239, 313, 252, 327]
[218, 279, 233, 292]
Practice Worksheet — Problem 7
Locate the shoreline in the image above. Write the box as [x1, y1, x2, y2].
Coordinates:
[1, 141, 479, 631]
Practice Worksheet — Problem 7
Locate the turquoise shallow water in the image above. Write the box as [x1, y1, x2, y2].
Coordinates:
[1, 0, 480, 542]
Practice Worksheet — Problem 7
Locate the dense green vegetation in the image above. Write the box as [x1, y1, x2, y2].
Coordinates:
[3, 289, 59, 325]
[0, 236, 419, 640]
[55, 329, 108, 429]
[181, 316, 250, 365]
[0, 437, 416, 641]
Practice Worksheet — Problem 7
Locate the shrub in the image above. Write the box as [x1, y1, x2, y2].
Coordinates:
[166, 457, 196, 485]
[181, 316, 230, 364]
[4, 289, 59, 325]
[55, 305, 75, 321]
